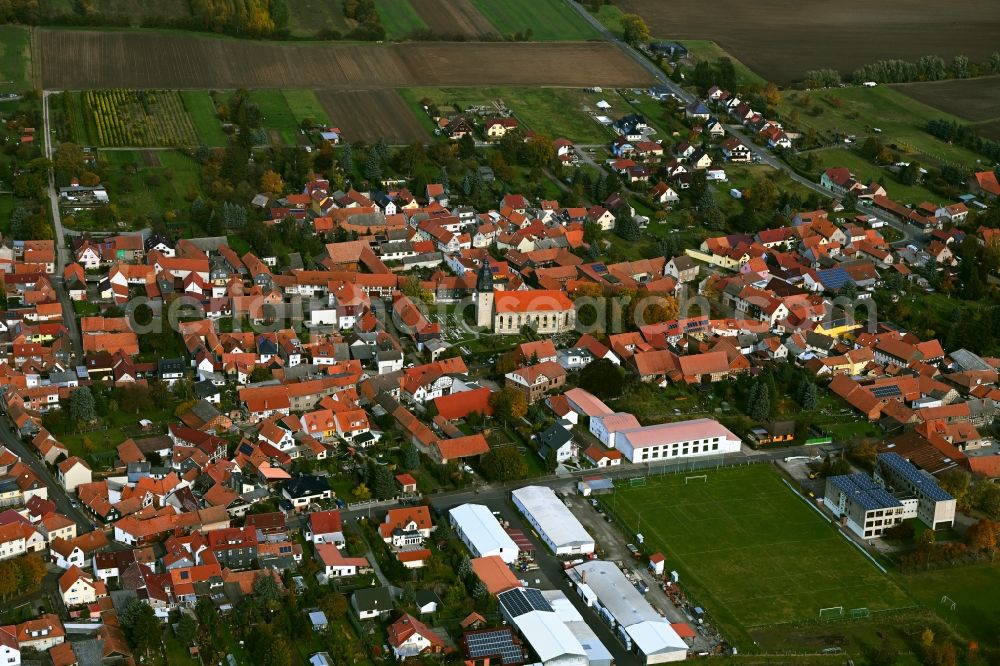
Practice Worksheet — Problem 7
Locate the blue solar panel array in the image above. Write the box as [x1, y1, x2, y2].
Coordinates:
[870, 384, 903, 399]
[829, 473, 901, 511]
[498, 588, 551, 618]
[817, 267, 852, 291]
[465, 630, 525, 665]
[878, 452, 954, 502]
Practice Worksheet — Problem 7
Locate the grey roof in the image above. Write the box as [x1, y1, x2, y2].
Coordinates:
[352, 586, 393, 613]
[538, 424, 573, 457]
[948, 348, 992, 372]
[828, 473, 901, 511]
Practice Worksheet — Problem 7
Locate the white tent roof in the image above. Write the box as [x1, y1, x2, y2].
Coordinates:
[513, 610, 587, 663]
[449, 503, 519, 561]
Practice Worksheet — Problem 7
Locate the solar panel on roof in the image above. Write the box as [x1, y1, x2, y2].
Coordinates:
[879, 452, 953, 502]
[498, 587, 551, 618]
[870, 385, 902, 399]
[465, 630, 524, 664]
[592, 263, 607, 273]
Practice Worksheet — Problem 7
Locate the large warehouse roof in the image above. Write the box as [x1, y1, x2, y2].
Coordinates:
[450, 503, 519, 560]
[512, 486, 594, 550]
[568, 561, 686, 656]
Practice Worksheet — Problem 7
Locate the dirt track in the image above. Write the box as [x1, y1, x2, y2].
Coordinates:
[39, 29, 652, 90]
[410, 0, 496, 38]
[316, 89, 429, 143]
[617, 0, 1000, 84]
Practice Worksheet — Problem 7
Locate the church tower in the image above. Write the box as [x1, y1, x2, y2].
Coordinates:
[475, 259, 494, 330]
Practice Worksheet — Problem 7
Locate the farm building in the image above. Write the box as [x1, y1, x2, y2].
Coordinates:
[449, 503, 520, 564]
[566, 561, 688, 664]
[511, 486, 595, 556]
[614, 418, 741, 463]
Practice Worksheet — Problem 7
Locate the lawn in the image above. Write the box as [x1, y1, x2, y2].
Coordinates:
[374, 0, 427, 40]
[469, 0, 598, 41]
[899, 563, 1000, 650]
[399, 86, 614, 144]
[775, 86, 986, 169]
[180, 90, 229, 146]
[247, 90, 301, 145]
[680, 39, 767, 88]
[803, 147, 943, 206]
[282, 89, 330, 126]
[0, 25, 31, 93]
[602, 465, 914, 647]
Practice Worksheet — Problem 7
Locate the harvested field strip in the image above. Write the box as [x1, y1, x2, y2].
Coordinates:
[375, 0, 428, 40]
[282, 89, 330, 126]
[286, 0, 352, 37]
[247, 90, 299, 145]
[616, 0, 1000, 84]
[410, 0, 495, 38]
[893, 76, 1000, 123]
[39, 29, 652, 90]
[316, 89, 428, 144]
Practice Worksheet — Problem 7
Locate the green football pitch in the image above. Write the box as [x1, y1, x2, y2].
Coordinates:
[604, 465, 913, 643]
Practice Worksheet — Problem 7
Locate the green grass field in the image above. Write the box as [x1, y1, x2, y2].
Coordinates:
[470, 0, 598, 41]
[0, 26, 31, 92]
[374, 0, 427, 40]
[287, 0, 351, 37]
[181, 90, 229, 146]
[588, 3, 625, 37]
[247, 90, 301, 145]
[604, 466, 913, 646]
[399, 86, 613, 143]
[900, 564, 1000, 650]
[282, 89, 330, 126]
[680, 39, 767, 88]
[776, 86, 985, 169]
[804, 147, 943, 206]
[99, 149, 203, 222]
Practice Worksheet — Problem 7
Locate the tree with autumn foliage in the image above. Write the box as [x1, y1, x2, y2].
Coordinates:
[259, 170, 284, 197]
[489, 387, 527, 422]
[967, 518, 998, 560]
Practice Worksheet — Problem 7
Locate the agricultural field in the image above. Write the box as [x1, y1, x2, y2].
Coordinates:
[602, 466, 913, 646]
[0, 26, 31, 92]
[399, 86, 616, 144]
[316, 89, 427, 144]
[679, 40, 767, 88]
[281, 89, 330, 126]
[247, 90, 301, 145]
[409, 0, 495, 38]
[774, 85, 986, 168]
[39, 30, 652, 90]
[615, 0, 1000, 83]
[900, 563, 1000, 650]
[82, 89, 199, 147]
[804, 148, 944, 206]
[286, 0, 352, 37]
[893, 76, 1000, 123]
[179, 90, 229, 146]
[469, 0, 599, 41]
[374, 0, 428, 40]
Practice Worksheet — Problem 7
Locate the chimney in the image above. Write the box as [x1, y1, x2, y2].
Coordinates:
[581, 570, 587, 584]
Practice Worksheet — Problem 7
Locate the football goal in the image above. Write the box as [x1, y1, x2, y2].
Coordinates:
[941, 596, 957, 611]
[818, 606, 844, 621]
[685, 475, 707, 484]
[849, 607, 870, 620]
[629, 477, 647, 487]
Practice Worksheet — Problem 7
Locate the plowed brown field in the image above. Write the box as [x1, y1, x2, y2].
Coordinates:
[410, 0, 495, 37]
[39, 29, 652, 90]
[316, 89, 429, 143]
[616, 0, 1000, 84]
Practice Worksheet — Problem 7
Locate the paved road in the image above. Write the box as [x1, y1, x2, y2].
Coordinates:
[41, 91, 70, 275]
[0, 416, 95, 532]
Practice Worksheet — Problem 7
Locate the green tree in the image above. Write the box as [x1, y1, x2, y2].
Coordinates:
[799, 381, 818, 410]
[403, 445, 421, 471]
[371, 463, 396, 500]
[620, 13, 650, 45]
[340, 144, 354, 172]
[481, 447, 528, 482]
[364, 150, 382, 183]
[119, 598, 161, 658]
[69, 386, 97, 424]
[579, 359, 625, 399]
[175, 613, 198, 647]
[253, 572, 281, 605]
[489, 387, 528, 422]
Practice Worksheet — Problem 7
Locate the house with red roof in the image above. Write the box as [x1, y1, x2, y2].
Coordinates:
[59, 565, 108, 606]
[972, 170, 1000, 199]
[432, 387, 494, 422]
[387, 613, 446, 660]
[433, 434, 490, 464]
[315, 543, 370, 580]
